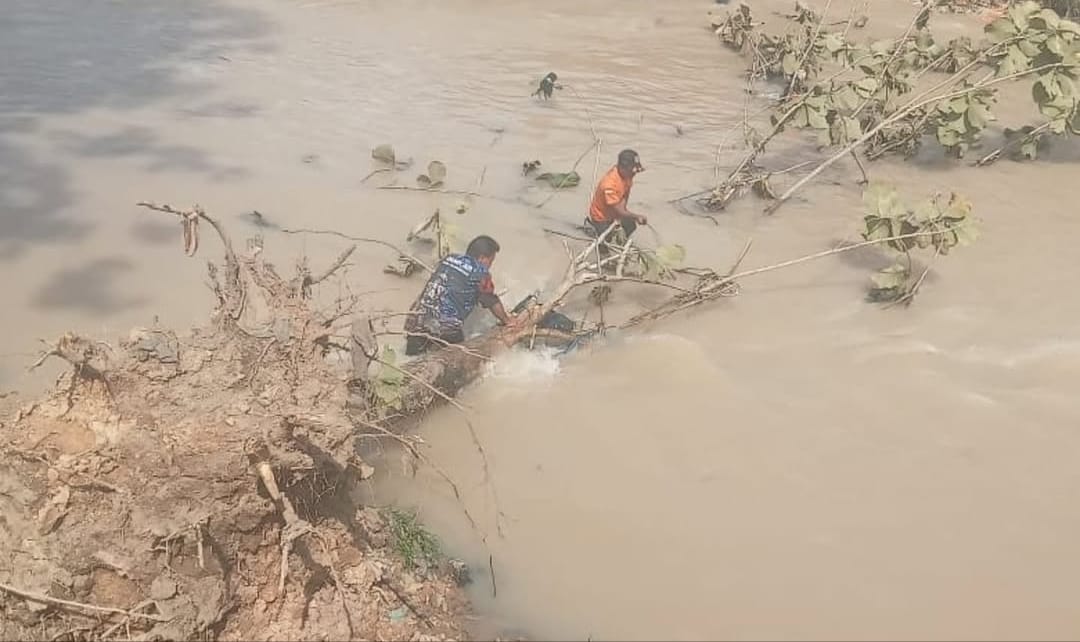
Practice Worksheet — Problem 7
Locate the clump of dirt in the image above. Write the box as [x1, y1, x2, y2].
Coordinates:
[0, 208, 471, 641]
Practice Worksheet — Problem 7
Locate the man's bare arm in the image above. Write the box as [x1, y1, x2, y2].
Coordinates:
[479, 291, 513, 325]
[489, 299, 513, 325]
[610, 201, 647, 225]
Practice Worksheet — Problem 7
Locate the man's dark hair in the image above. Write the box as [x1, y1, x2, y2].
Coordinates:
[466, 235, 500, 259]
[617, 148, 641, 170]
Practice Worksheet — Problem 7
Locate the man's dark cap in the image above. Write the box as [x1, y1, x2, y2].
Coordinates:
[617, 149, 642, 170]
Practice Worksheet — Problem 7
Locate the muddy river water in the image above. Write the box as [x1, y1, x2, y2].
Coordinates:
[3, 0, 1080, 639]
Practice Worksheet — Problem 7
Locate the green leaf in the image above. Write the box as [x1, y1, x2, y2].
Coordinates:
[834, 84, 860, 111]
[936, 124, 961, 147]
[967, 102, 994, 129]
[870, 39, 894, 54]
[854, 77, 879, 97]
[1019, 138, 1040, 159]
[912, 199, 938, 223]
[871, 263, 910, 290]
[1034, 8, 1061, 31]
[1017, 39, 1041, 58]
[535, 171, 581, 188]
[943, 193, 974, 221]
[1046, 34, 1065, 56]
[831, 116, 863, 144]
[654, 244, 687, 267]
[380, 345, 399, 368]
[1059, 19, 1080, 37]
[372, 144, 396, 165]
[996, 44, 1032, 76]
[416, 160, 447, 188]
[986, 15, 1019, 44]
[1008, 1, 1037, 31]
[805, 92, 830, 109]
[806, 105, 829, 130]
[782, 53, 799, 75]
[952, 221, 980, 247]
[373, 380, 403, 410]
[862, 182, 907, 219]
[821, 32, 846, 54]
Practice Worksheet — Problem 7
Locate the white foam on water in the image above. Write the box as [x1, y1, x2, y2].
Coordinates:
[482, 346, 562, 384]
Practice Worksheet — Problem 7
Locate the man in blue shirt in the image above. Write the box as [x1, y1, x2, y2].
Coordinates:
[404, 235, 514, 356]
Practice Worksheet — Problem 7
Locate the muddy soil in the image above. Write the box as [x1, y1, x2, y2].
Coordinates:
[0, 236, 472, 641]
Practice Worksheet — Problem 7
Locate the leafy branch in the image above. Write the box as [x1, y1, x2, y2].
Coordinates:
[704, 1, 1079, 214]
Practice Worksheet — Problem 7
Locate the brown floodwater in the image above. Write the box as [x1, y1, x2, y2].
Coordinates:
[3, 0, 1079, 640]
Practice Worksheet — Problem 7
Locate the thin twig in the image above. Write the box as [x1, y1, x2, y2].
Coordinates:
[725, 229, 961, 283]
[247, 338, 277, 388]
[360, 168, 391, 183]
[378, 330, 494, 361]
[724, 239, 754, 278]
[975, 121, 1053, 167]
[376, 185, 483, 198]
[374, 357, 469, 413]
[279, 227, 432, 272]
[307, 245, 357, 287]
[0, 582, 168, 622]
[888, 246, 941, 308]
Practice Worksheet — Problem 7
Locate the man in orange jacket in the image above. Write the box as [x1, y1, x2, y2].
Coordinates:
[585, 149, 649, 240]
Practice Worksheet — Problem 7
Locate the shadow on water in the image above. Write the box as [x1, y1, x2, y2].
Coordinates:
[49, 126, 250, 180]
[31, 257, 147, 316]
[0, 0, 273, 261]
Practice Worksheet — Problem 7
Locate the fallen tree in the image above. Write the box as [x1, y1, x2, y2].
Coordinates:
[0, 186, 980, 641]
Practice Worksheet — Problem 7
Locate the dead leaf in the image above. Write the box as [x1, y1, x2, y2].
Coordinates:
[417, 160, 447, 188]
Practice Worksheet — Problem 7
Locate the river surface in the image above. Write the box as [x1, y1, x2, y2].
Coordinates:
[3, 0, 1080, 640]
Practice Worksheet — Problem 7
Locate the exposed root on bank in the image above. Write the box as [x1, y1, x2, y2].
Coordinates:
[0, 203, 478, 641]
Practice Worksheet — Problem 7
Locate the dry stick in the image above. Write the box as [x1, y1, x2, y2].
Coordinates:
[374, 356, 470, 413]
[488, 554, 498, 599]
[279, 227, 432, 272]
[100, 599, 155, 640]
[583, 273, 697, 295]
[136, 201, 237, 268]
[621, 229, 959, 327]
[889, 246, 941, 308]
[376, 330, 494, 362]
[307, 245, 357, 287]
[49, 626, 94, 642]
[724, 229, 960, 284]
[769, 62, 1067, 214]
[361, 167, 391, 183]
[376, 185, 483, 198]
[976, 120, 1054, 167]
[0, 583, 168, 622]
